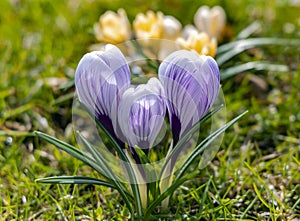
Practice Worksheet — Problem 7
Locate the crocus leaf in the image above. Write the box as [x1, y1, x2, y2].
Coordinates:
[220, 61, 289, 80]
[174, 110, 248, 181]
[159, 104, 224, 180]
[78, 103, 143, 217]
[36, 176, 115, 188]
[76, 131, 122, 181]
[158, 111, 247, 209]
[217, 37, 300, 55]
[34, 131, 135, 215]
[34, 131, 104, 175]
[236, 21, 261, 39]
[216, 38, 300, 65]
[76, 132, 135, 208]
[133, 146, 152, 164]
[144, 171, 198, 219]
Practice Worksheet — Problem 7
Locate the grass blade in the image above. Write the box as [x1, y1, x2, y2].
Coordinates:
[241, 195, 258, 219]
[199, 176, 212, 215]
[244, 161, 285, 211]
[253, 183, 274, 212]
[220, 61, 289, 80]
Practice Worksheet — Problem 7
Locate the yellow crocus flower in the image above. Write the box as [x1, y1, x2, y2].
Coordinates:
[176, 30, 217, 57]
[94, 9, 131, 44]
[133, 11, 164, 39]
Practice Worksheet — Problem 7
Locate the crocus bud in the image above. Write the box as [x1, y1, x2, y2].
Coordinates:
[158, 50, 220, 144]
[116, 78, 166, 154]
[75, 44, 131, 137]
[94, 9, 131, 44]
[194, 5, 226, 39]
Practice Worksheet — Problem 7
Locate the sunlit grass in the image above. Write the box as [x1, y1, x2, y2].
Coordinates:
[1, 0, 300, 219]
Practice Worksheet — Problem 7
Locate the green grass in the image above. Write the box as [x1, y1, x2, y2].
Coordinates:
[1, 0, 300, 220]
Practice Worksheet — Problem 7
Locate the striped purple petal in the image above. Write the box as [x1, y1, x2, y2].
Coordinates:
[158, 50, 220, 144]
[75, 44, 130, 136]
[116, 78, 166, 153]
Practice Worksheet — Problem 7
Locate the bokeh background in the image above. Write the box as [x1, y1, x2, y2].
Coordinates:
[0, 0, 300, 220]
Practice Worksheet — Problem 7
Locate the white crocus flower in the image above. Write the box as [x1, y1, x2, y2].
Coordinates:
[162, 15, 182, 40]
[194, 5, 226, 39]
[181, 24, 198, 39]
[158, 15, 182, 60]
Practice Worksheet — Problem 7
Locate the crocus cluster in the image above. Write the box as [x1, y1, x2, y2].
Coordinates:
[75, 44, 220, 158]
[93, 6, 226, 58]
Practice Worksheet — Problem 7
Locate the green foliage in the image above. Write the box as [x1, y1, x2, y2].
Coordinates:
[1, 0, 300, 220]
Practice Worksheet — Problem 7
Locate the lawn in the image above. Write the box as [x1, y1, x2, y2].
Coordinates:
[0, 0, 300, 220]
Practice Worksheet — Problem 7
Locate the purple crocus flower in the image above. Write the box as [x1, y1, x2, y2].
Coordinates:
[158, 50, 220, 145]
[114, 78, 166, 154]
[75, 45, 220, 158]
[75, 44, 131, 139]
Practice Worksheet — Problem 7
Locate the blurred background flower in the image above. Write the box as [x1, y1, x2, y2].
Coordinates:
[176, 31, 217, 57]
[92, 6, 225, 59]
[157, 15, 182, 59]
[194, 5, 226, 39]
[133, 10, 164, 40]
[94, 8, 131, 44]
[162, 15, 182, 40]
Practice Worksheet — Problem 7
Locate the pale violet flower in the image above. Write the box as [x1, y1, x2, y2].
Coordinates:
[158, 50, 220, 144]
[75, 44, 130, 139]
[75, 44, 220, 152]
[115, 78, 166, 154]
[194, 5, 226, 39]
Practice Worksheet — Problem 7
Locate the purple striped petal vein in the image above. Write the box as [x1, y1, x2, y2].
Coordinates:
[116, 78, 166, 153]
[158, 50, 220, 144]
[75, 44, 130, 135]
